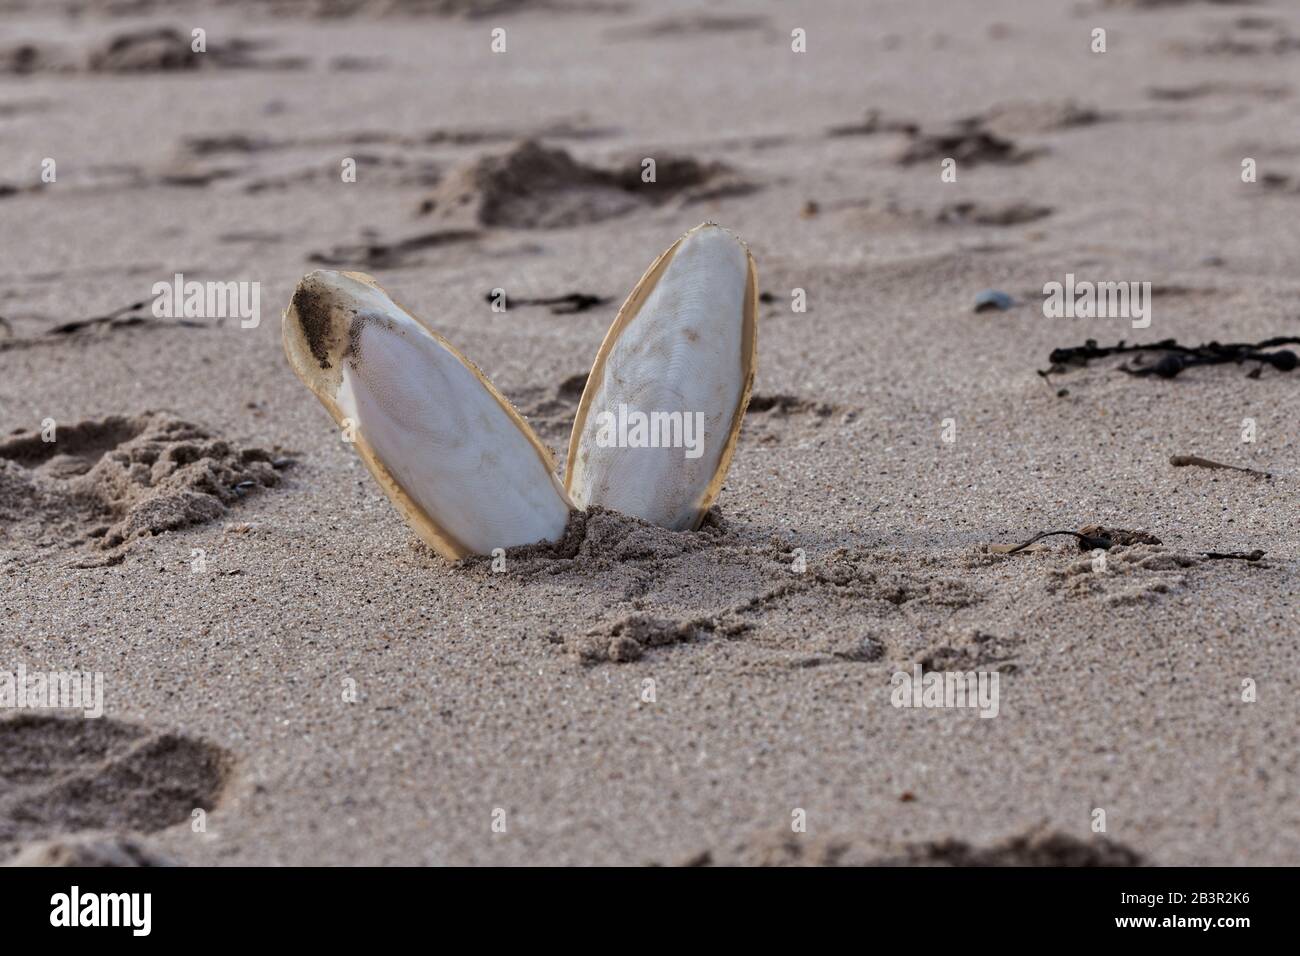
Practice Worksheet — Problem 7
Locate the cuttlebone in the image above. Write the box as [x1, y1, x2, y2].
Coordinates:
[282, 269, 572, 560]
[565, 222, 758, 530]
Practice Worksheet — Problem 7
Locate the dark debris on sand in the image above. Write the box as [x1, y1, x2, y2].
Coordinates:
[1043, 337, 1300, 380]
[896, 118, 1043, 167]
[681, 825, 1144, 867]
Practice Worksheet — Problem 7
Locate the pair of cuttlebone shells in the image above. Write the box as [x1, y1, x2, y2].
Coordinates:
[282, 222, 758, 560]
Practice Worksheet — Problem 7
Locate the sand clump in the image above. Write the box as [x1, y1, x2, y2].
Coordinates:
[1046, 544, 1206, 605]
[575, 610, 752, 664]
[918, 629, 1022, 673]
[455, 505, 728, 575]
[417, 140, 755, 229]
[0, 412, 284, 560]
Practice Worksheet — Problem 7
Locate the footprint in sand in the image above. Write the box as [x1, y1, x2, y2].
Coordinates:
[743, 392, 847, 445]
[0, 412, 287, 564]
[0, 714, 231, 865]
[473, 517, 986, 666]
[918, 629, 1023, 673]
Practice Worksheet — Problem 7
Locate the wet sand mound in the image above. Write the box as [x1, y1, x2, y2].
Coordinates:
[418, 140, 754, 228]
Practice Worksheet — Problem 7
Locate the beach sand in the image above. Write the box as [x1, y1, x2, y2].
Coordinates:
[1, 0, 1297, 865]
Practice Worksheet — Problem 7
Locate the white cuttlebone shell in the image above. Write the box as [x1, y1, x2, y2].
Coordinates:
[282, 270, 572, 560]
[565, 222, 757, 530]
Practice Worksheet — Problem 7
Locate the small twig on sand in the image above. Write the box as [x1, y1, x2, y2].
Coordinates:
[482, 291, 610, 314]
[999, 530, 1114, 555]
[995, 527, 1265, 563]
[48, 301, 150, 335]
[1170, 454, 1271, 479]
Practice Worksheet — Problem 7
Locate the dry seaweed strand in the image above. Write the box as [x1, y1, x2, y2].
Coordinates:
[0, 301, 207, 351]
[481, 291, 611, 314]
[1043, 336, 1300, 379]
[999, 529, 1118, 555]
[47, 300, 152, 335]
[1169, 454, 1270, 479]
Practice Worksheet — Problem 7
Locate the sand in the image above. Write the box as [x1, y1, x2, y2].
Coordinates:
[1, 0, 1297, 866]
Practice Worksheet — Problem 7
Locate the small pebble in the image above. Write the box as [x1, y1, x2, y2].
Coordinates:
[1153, 354, 1185, 378]
[973, 289, 1013, 312]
